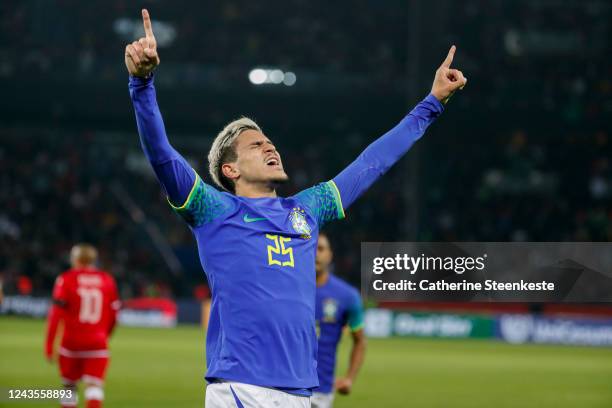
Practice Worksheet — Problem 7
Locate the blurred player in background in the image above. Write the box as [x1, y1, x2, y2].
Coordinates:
[45, 244, 120, 408]
[125, 8, 465, 407]
[312, 232, 366, 408]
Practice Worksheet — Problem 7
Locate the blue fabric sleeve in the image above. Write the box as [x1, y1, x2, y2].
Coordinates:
[129, 75, 232, 227]
[332, 94, 444, 211]
[166, 173, 235, 227]
[346, 290, 365, 332]
[292, 181, 345, 227]
[129, 74, 195, 203]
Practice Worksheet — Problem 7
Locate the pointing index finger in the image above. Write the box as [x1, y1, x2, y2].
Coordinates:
[440, 45, 456, 68]
[142, 9, 155, 40]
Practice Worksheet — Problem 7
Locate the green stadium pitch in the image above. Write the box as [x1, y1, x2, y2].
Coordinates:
[1, 316, 611, 407]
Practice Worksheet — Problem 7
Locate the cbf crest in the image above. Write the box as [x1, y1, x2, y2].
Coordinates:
[322, 298, 338, 323]
[290, 207, 312, 239]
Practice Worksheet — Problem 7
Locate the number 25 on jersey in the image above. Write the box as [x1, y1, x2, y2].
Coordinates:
[265, 234, 294, 267]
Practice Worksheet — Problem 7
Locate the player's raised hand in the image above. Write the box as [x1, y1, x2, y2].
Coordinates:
[124, 9, 161, 77]
[430, 45, 467, 104]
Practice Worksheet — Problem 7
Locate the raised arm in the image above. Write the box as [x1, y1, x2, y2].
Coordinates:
[125, 9, 195, 205]
[332, 46, 467, 210]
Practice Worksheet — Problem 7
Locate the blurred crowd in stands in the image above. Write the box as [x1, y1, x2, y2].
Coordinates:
[1, 0, 610, 297]
[421, 127, 611, 242]
[0, 130, 183, 298]
[2, 0, 610, 103]
[0, 0, 405, 88]
[447, 0, 611, 121]
[1, 121, 609, 297]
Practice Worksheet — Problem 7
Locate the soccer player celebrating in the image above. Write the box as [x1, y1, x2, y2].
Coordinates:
[312, 232, 366, 408]
[125, 9, 465, 407]
[45, 244, 120, 408]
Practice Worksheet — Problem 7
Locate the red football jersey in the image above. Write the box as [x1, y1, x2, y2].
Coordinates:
[50, 267, 120, 351]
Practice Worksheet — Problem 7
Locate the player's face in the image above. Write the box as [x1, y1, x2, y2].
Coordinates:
[316, 235, 333, 274]
[233, 130, 288, 186]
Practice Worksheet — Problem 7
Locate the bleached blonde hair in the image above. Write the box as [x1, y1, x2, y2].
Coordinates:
[70, 243, 98, 266]
[208, 117, 262, 192]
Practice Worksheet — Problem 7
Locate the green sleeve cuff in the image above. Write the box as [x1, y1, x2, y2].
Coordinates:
[349, 322, 365, 332]
[326, 180, 346, 220]
[167, 170, 200, 210]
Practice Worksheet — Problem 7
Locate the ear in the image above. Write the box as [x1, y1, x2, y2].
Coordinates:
[221, 162, 240, 181]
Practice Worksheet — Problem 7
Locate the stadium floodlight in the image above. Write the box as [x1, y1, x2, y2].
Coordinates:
[248, 67, 296, 86]
[268, 69, 284, 84]
[248, 68, 268, 85]
[283, 72, 296, 86]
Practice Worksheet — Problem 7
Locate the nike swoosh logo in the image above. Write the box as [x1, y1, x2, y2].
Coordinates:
[243, 214, 267, 223]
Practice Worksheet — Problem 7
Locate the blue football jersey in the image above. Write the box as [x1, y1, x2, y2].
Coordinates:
[314, 274, 364, 393]
[171, 172, 344, 390]
[130, 73, 444, 394]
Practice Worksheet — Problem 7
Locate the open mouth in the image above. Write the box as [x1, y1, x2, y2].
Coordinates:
[265, 157, 281, 167]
